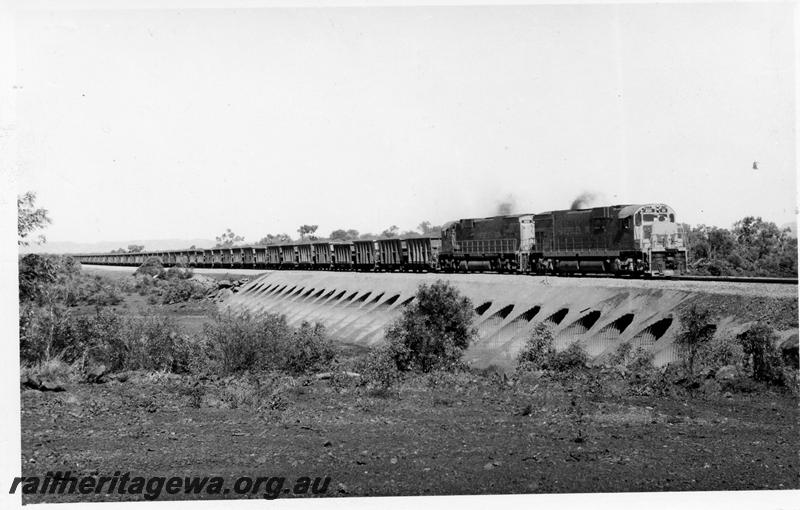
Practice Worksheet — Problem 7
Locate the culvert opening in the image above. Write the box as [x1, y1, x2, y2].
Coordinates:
[558, 310, 601, 342]
[475, 302, 492, 316]
[291, 287, 306, 297]
[383, 294, 400, 306]
[343, 291, 358, 302]
[477, 305, 516, 337]
[578, 310, 601, 330]
[367, 292, 384, 305]
[519, 305, 541, 322]
[632, 317, 675, 348]
[400, 296, 415, 307]
[644, 317, 674, 341]
[282, 285, 296, 296]
[269, 285, 286, 295]
[311, 289, 325, 299]
[610, 313, 635, 333]
[354, 291, 372, 303]
[301, 288, 315, 298]
[329, 290, 345, 301]
[545, 308, 569, 325]
[493, 304, 515, 320]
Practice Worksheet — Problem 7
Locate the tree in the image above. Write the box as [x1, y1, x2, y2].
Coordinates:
[380, 225, 399, 238]
[737, 322, 783, 383]
[297, 225, 319, 241]
[215, 229, 244, 248]
[18, 192, 51, 246]
[384, 280, 476, 372]
[127, 244, 144, 253]
[258, 233, 292, 245]
[417, 221, 442, 236]
[675, 304, 717, 377]
[329, 229, 360, 242]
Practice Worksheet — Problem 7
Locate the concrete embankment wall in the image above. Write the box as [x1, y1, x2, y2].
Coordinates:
[223, 271, 798, 371]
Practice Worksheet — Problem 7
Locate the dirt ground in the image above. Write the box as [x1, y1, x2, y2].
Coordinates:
[19, 269, 800, 502]
[20, 365, 799, 503]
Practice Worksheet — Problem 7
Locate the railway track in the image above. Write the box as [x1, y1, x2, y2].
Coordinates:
[667, 274, 798, 285]
[81, 264, 797, 285]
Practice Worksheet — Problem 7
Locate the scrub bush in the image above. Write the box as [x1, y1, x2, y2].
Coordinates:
[384, 280, 476, 372]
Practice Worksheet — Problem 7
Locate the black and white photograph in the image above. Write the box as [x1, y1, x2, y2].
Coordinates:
[2, 0, 798, 508]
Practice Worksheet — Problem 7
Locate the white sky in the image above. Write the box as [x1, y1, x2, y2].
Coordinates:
[11, 1, 797, 244]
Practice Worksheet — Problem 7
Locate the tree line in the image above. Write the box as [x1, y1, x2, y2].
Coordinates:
[682, 217, 797, 277]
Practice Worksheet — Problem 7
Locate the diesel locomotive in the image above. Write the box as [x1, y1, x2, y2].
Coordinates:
[74, 203, 688, 276]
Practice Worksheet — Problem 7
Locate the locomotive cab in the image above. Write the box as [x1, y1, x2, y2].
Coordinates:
[625, 203, 687, 275]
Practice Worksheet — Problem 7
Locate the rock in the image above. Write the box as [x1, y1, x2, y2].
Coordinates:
[217, 279, 233, 289]
[22, 373, 41, 390]
[516, 404, 533, 417]
[215, 289, 234, 301]
[188, 274, 217, 291]
[342, 371, 361, 378]
[315, 372, 332, 380]
[715, 365, 740, 381]
[323, 440, 332, 447]
[86, 364, 109, 384]
[483, 462, 495, 470]
[39, 378, 66, 392]
[336, 483, 349, 494]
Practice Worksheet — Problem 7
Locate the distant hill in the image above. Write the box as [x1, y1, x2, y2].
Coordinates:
[19, 238, 216, 255]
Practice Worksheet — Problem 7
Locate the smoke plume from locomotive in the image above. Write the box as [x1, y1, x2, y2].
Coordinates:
[495, 195, 517, 215]
[570, 192, 597, 210]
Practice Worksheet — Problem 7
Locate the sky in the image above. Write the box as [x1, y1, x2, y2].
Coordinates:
[9, 1, 798, 245]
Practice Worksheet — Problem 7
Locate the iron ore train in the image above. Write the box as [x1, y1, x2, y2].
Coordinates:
[74, 203, 688, 276]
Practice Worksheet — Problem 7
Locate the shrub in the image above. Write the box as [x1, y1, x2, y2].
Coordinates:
[516, 322, 556, 371]
[737, 322, 784, 384]
[515, 323, 588, 374]
[283, 322, 336, 375]
[73, 308, 126, 369]
[357, 345, 403, 393]
[160, 279, 207, 304]
[696, 334, 745, 371]
[165, 264, 193, 280]
[136, 258, 166, 278]
[674, 304, 717, 377]
[123, 314, 200, 373]
[202, 311, 289, 375]
[547, 341, 589, 372]
[20, 303, 80, 364]
[384, 280, 476, 372]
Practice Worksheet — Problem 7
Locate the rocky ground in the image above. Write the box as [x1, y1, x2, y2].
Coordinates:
[20, 366, 799, 503]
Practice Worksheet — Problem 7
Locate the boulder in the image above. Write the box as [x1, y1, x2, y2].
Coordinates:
[188, 274, 217, 291]
[214, 289, 234, 301]
[217, 279, 233, 289]
[38, 378, 66, 392]
[86, 363, 109, 384]
[21, 373, 41, 390]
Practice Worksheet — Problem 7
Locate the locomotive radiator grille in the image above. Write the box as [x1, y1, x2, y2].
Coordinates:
[456, 239, 518, 255]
